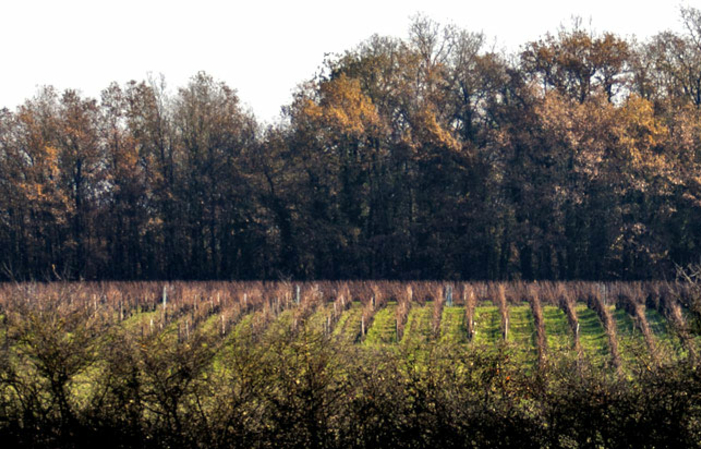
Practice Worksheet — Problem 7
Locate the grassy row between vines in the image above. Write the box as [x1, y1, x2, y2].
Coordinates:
[0, 280, 700, 448]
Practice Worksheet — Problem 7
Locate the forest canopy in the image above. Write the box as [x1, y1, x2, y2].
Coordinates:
[2, 11, 701, 281]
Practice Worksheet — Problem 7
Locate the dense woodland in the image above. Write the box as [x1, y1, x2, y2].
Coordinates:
[3, 10, 701, 281]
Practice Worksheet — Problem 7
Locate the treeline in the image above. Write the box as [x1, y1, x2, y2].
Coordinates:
[2, 10, 701, 281]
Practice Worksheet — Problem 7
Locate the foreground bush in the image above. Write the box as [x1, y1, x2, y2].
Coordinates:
[0, 302, 700, 449]
[0, 281, 700, 448]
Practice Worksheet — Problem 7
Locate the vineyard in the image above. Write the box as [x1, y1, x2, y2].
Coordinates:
[0, 281, 700, 448]
[1, 281, 691, 364]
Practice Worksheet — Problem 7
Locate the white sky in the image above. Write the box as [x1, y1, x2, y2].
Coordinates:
[1, 0, 699, 123]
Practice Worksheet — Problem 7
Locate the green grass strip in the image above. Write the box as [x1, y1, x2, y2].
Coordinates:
[264, 309, 294, 339]
[473, 304, 501, 347]
[120, 308, 160, 331]
[543, 305, 574, 354]
[645, 308, 682, 362]
[364, 301, 398, 345]
[198, 312, 223, 335]
[333, 301, 363, 344]
[402, 303, 434, 345]
[440, 306, 468, 344]
[609, 306, 649, 369]
[575, 303, 608, 366]
[306, 304, 332, 333]
[506, 304, 537, 365]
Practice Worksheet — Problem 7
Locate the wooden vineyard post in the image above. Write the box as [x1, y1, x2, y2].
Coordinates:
[601, 283, 608, 306]
[162, 285, 168, 322]
[464, 285, 476, 340]
[495, 284, 509, 342]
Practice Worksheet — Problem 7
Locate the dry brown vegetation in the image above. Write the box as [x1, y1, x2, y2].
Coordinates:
[0, 279, 693, 363]
[527, 284, 547, 368]
[0, 280, 700, 448]
[585, 283, 622, 371]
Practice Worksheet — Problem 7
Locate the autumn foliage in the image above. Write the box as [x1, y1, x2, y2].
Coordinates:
[1, 12, 701, 282]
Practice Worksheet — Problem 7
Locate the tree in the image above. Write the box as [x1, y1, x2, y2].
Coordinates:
[54, 90, 106, 278]
[521, 20, 630, 103]
[172, 72, 259, 279]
